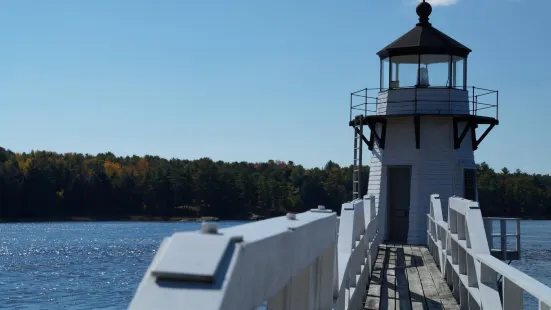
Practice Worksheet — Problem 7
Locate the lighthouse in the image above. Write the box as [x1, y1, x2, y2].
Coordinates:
[350, 1, 499, 245]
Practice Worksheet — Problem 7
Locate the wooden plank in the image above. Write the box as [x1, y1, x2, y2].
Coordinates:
[411, 246, 444, 310]
[364, 245, 387, 310]
[403, 245, 426, 310]
[419, 247, 459, 310]
[384, 245, 396, 310]
[365, 244, 460, 310]
[395, 244, 412, 310]
[379, 244, 392, 310]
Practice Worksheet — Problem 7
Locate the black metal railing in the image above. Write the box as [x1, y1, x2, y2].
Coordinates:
[349, 86, 499, 122]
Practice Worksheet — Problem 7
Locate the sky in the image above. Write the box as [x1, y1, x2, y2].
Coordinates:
[0, 0, 550, 173]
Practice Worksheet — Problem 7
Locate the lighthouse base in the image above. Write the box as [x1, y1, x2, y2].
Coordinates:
[365, 116, 477, 245]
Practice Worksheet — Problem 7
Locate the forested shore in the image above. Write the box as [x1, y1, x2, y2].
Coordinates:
[1, 147, 550, 222]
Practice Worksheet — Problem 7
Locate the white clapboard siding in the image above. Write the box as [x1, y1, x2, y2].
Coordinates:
[367, 89, 475, 245]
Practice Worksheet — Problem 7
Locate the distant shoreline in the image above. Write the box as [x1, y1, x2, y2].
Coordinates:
[2, 215, 550, 223]
[0, 215, 260, 223]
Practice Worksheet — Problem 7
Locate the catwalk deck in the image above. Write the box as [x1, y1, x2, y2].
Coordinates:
[363, 244, 459, 310]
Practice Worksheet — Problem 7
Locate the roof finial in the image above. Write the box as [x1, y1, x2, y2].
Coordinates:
[416, 0, 432, 26]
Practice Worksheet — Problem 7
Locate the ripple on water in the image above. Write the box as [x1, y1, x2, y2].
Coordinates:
[1, 220, 549, 309]
[0, 221, 214, 309]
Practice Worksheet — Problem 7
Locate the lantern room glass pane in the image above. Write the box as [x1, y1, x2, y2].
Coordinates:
[419, 54, 451, 88]
[452, 56, 465, 90]
[381, 58, 390, 90]
[390, 55, 419, 88]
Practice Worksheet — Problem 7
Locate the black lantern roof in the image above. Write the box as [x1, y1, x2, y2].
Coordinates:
[376, 1, 471, 59]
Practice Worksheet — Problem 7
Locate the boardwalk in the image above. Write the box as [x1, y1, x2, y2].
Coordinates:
[363, 244, 459, 310]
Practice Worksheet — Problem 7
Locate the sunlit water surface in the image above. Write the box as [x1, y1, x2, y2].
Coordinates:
[1, 221, 549, 309]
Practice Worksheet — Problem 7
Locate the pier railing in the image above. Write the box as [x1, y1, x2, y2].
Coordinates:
[427, 194, 551, 309]
[129, 195, 382, 310]
[335, 196, 382, 309]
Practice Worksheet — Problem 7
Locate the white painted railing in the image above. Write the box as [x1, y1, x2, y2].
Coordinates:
[129, 195, 382, 310]
[334, 195, 383, 310]
[427, 194, 551, 310]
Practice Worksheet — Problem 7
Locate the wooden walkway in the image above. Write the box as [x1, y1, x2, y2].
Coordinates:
[363, 244, 459, 310]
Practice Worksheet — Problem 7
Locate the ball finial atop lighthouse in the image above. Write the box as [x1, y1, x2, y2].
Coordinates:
[416, 0, 432, 25]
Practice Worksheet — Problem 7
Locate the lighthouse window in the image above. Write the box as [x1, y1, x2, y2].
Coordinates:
[419, 54, 452, 88]
[452, 56, 466, 90]
[464, 168, 477, 201]
[381, 58, 390, 90]
[390, 55, 419, 89]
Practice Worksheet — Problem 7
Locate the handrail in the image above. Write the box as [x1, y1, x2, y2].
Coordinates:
[477, 254, 551, 307]
[130, 195, 382, 310]
[349, 86, 499, 122]
[129, 208, 337, 310]
[427, 194, 551, 309]
[483, 217, 519, 220]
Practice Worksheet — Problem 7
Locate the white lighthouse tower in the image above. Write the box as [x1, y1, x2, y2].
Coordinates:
[350, 1, 499, 244]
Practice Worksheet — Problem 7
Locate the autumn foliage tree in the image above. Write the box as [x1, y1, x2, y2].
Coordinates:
[0, 147, 361, 220]
[1, 146, 550, 220]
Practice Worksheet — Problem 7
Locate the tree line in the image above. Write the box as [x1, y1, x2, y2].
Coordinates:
[0, 147, 550, 220]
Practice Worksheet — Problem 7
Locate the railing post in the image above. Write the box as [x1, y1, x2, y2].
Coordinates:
[516, 220, 521, 260]
[502, 277, 523, 310]
[364, 88, 368, 116]
[496, 90, 499, 120]
[480, 262, 498, 288]
[472, 86, 475, 114]
[500, 220, 507, 261]
[484, 218, 493, 250]
[350, 92, 353, 122]
[427, 213, 430, 246]
[333, 241, 339, 299]
[457, 214, 465, 240]
[364, 195, 374, 277]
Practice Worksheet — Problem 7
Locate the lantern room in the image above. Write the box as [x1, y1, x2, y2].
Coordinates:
[377, 1, 470, 91]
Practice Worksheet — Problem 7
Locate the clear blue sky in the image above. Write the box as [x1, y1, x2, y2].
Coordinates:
[0, 0, 549, 173]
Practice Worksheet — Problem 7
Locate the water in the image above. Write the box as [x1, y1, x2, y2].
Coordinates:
[509, 221, 551, 308]
[0, 221, 246, 309]
[1, 221, 550, 309]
